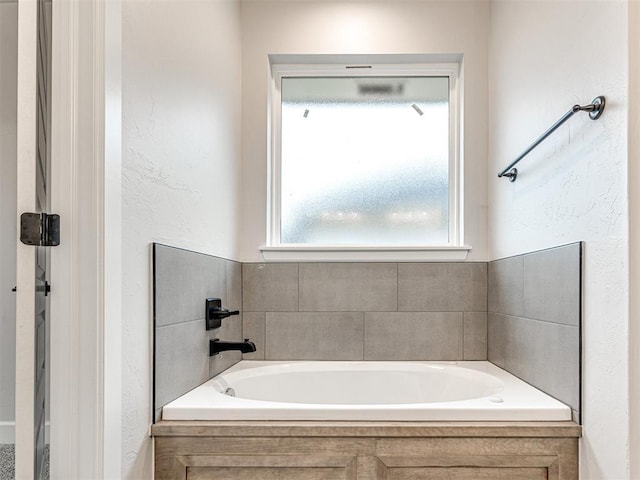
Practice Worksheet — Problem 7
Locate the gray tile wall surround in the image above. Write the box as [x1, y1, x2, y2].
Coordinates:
[523, 246, 580, 327]
[155, 319, 211, 410]
[153, 243, 581, 423]
[488, 255, 523, 317]
[364, 312, 463, 360]
[463, 312, 488, 360]
[242, 262, 488, 361]
[153, 244, 243, 420]
[299, 263, 398, 312]
[242, 263, 298, 312]
[487, 242, 582, 420]
[266, 312, 364, 360]
[488, 312, 579, 410]
[398, 263, 487, 312]
[242, 312, 265, 360]
[488, 244, 581, 326]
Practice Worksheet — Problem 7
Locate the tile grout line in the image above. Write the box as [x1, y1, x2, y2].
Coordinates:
[362, 311, 366, 360]
[489, 311, 579, 329]
[156, 316, 207, 329]
[462, 311, 466, 361]
[297, 262, 300, 312]
[396, 262, 399, 312]
[486, 261, 490, 361]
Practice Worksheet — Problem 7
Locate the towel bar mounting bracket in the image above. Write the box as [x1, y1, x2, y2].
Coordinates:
[585, 95, 605, 120]
[502, 168, 518, 182]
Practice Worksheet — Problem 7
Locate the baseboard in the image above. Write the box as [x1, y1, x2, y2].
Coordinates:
[0, 421, 50, 444]
[0, 421, 14, 444]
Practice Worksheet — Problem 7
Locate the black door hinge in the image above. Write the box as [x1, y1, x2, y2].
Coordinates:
[20, 213, 60, 247]
[36, 281, 51, 296]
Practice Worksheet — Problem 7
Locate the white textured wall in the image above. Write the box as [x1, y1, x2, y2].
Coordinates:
[239, 0, 489, 262]
[628, 1, 640, 476]
[121, 0, 242, 477]
[488, 1, 629, 478]
[0, 2, 17, 433]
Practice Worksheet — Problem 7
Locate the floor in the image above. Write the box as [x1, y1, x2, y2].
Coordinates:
[0, 444, 49, 480]
[0, 445, 12, 480]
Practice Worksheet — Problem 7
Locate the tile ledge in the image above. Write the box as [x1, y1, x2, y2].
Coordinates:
[260, 246, 472, 262]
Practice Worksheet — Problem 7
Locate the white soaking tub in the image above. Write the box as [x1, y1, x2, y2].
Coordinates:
[161, 361, 572, 422]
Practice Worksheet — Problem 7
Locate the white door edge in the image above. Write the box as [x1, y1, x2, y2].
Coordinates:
[15, 0, 38, 477]
[49, 0, 122, 478]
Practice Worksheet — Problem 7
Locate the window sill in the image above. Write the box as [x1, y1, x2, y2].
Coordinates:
[259, 246, 472, 262]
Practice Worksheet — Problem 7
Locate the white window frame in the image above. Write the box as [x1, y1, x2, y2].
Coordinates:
[263, 58, 470, 262]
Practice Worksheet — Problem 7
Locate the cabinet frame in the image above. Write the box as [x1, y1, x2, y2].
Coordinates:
[152, 421, 581, 480]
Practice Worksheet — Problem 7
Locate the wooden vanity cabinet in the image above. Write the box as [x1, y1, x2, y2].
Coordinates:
[152, 421, 580, 480]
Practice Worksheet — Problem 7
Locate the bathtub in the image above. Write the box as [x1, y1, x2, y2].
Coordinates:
[162, 360, 571, 421]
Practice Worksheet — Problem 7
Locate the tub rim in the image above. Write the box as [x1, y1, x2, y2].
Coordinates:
[161, 360, 573, 422]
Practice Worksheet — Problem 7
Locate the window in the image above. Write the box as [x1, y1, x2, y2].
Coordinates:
[266, 59, 465, 260]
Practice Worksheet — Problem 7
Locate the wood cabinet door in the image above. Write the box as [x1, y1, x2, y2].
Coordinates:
[164, 454, 358, 480]
[376, 456, 557, 480]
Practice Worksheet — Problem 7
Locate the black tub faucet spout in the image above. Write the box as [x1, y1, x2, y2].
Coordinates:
[210, 338, 256, 356]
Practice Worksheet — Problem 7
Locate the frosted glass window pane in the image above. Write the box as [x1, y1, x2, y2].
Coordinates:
[280, 76, 449, 245]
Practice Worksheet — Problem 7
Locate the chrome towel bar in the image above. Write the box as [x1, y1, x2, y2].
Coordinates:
[498, 96, 605, 182]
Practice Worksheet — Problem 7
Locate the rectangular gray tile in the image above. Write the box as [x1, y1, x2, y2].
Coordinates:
[299, 263, 397, 312]
[209, 349, 242, 380]
[488, 313, 579, 411]
[523, 243, 581, 326]
[265, 312, 364, 360]
[487, 312, 506, 368]
[515, 317, 579, 411]
[364, 312, 463, 360]
[225, 260, 243, 313]
[155, 319, 212, 409]
[154, 244, 231, 327]
[209, 259, 244, 375]
[209, 309, 243, 378]
[398, 263, 487, 312]
[242, 312, 265, 360]
[243, 263, 299, 312]
[488, 255, 523, 316]
[463, 312, 487, 360]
